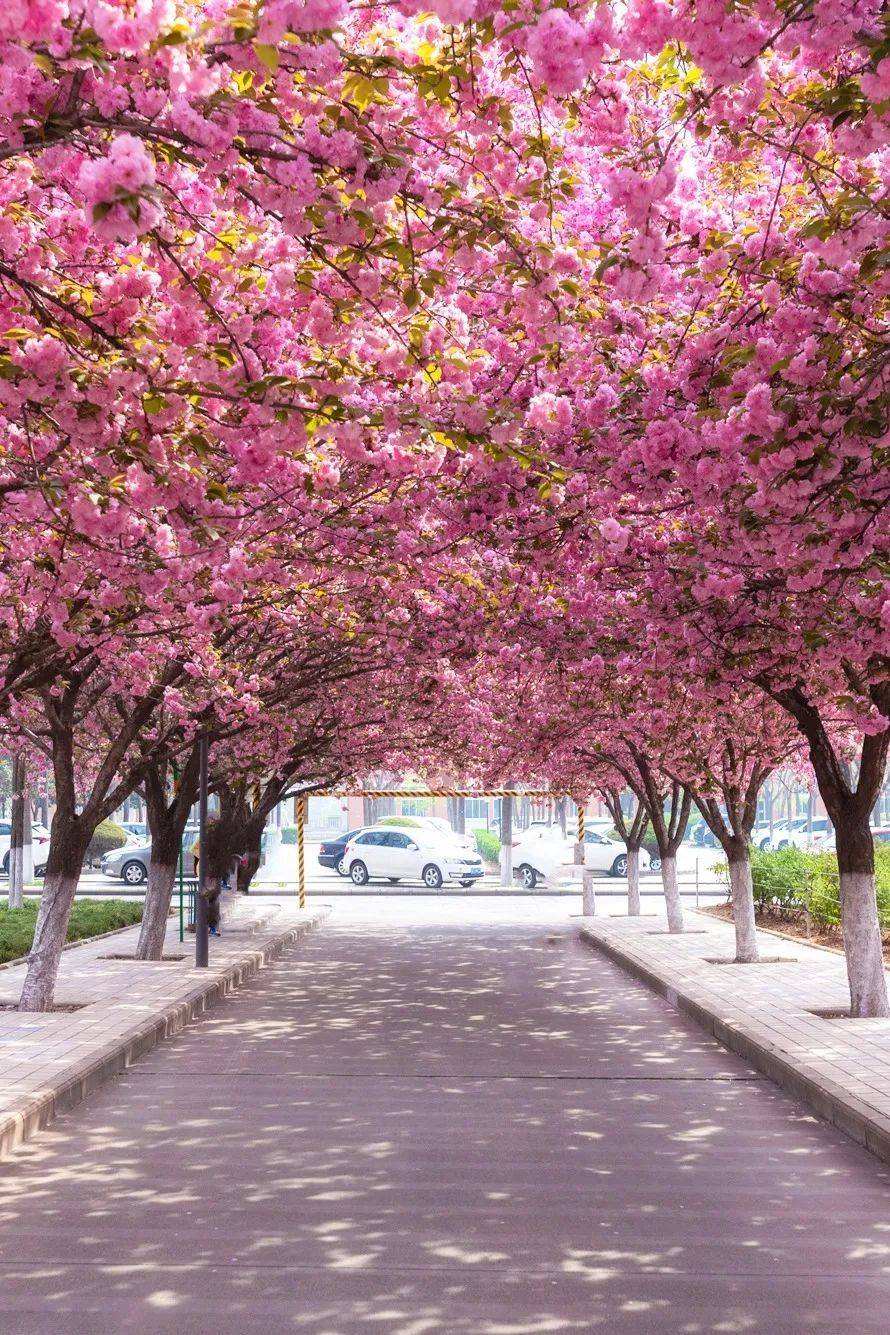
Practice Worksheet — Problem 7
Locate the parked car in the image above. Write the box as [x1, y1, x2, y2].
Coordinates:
[780, 817, 832, 850]
[0, 820, 51, 877]
[811, 826, 888, 854]
[101, 840, 151, 886]
[318, 828, 368, 875]
[760, 818, 807, 849]
[379, 814, 476, 853]
[510, 826, 651, 889]
[749, 823, 776, 851]
[120, 821, 148, 841]
[102, 825, 199, 887]
[343, 826, 484, 889]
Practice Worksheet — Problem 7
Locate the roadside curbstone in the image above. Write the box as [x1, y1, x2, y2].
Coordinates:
[0, 908, 329, 1161]
[579, 918, 890, 1166]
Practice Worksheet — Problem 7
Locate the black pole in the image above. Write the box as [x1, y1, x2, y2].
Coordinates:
[195, 733, 209, 968]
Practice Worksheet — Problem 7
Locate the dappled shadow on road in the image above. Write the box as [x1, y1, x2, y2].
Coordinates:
[1, 910, 889, 1332]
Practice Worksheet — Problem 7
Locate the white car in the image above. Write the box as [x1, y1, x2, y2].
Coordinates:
[381, 815, 475, 853]
[343, 826, 484, 889]
[1, 820, 51, 877]
[510, 826, 651, 889]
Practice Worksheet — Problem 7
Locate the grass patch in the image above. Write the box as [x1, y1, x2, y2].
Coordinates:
[0, 898, 143, 966]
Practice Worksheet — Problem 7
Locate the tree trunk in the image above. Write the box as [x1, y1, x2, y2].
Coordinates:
[239, 823, 264, 894]
[627, 844, 641, 916]
[728, 851, 759, 963]
[136, 860, 177, 959]
[500, 790, 514, 886]
[835, 816, 888, 1018]
[137, 751, 200, 960]
[767, 684, 889, 1018]
[660, 855, 684, 933]
[18, 821, 90, 1011]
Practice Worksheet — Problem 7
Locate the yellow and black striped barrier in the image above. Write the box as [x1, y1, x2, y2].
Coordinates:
[296, 796, 306, 909]
[293, 789, 590, 901]
[317, 789, 563, 799]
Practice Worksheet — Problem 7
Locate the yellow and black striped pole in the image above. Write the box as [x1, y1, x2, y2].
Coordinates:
[297, 796, 306, 909]
[575, 803, 585, 866]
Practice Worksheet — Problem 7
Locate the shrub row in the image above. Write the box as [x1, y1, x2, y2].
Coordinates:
[730, 846, 890, 931]
[0, 898, 144, 965]
[474, 829, 501, 863]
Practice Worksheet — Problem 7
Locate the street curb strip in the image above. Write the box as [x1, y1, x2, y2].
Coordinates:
[0, 908, 330, 1161]
[579, 922, 890, 1166]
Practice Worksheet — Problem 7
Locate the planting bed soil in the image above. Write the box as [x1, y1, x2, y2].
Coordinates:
[700, 901, 890, 964]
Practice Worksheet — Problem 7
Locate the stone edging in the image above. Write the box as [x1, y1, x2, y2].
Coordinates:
[0, 918, 151, 973]
[579, 922, 890, 1165]
[0, 908, 330, 1161]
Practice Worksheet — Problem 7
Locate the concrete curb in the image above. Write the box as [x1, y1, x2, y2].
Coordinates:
[579, 922, 890, 1165]
[0, 908, 330, 1161]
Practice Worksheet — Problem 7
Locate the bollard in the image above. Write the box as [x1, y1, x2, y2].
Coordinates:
[582, 868, 596, 916]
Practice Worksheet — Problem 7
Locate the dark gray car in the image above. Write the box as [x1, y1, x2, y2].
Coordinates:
[101, 827, 198, 886]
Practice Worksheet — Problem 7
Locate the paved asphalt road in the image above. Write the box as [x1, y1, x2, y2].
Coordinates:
[0, 898, 887, 1332]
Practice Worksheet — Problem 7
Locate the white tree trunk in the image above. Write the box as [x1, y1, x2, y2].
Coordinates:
[21, 838, 34, 887]
[627, 846, 641, 916]
[18, 871, 80, 1011]
[8, 843, 22, 909]
[135, 862, 176, 959]
[660, 855, 684, 933]
[728, 857, 759, 963]
[839, 870, 889, 1018]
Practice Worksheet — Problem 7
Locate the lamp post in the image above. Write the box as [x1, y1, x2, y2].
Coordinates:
[195, 733, 209, 968]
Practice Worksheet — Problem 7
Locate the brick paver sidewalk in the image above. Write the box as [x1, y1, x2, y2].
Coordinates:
[0, 897, 328, 1157]
[0, 900, 889, 1333]
[580, 908, 890, 1161]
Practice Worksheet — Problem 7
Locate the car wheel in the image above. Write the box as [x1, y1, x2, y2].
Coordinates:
[122, 861, 147, 886]
[35, 864, 47, 878]
[1, 851, 8, 874]
[610, 855, 628, 878]
[649, 856, 662, 873]
[760, 838, 771, 851]
[778, 840, 789, 850]
[336, 857, 348, 876]
[350, 861, 369, 886]
[422, 864, 443, 889]
[519, 864, 537, 890]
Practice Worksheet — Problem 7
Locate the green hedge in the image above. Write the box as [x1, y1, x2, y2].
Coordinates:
[807, 845, 890, 930]
[721, 845, 890, 930]
[87, 819, 128, 865]
[378, 815, 424, 828]
[281, 827, 298, 844]
[0, 898, 144, 965]
[474, 829, 500, 863]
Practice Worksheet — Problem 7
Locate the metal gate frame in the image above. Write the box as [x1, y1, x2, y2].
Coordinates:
[293, 790, 585, 907]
